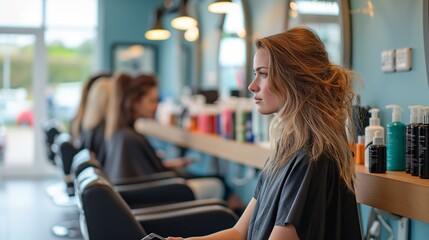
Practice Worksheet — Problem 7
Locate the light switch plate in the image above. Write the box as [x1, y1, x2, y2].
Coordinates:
[381, 50, 395, 72]
[396, 48, 412, 71]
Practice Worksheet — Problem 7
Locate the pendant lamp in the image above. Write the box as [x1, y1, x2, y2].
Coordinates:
[171, 0, 197, 30]
[208, 0, 237, 14]
[145, 8, 171, 40]
[184, 26, 199, 42]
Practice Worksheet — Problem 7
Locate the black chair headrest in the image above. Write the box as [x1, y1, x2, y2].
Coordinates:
[72, 149, 103, 179]
[43, 119, 64, 143]
[76, 167, 146, 240]
[52, 135, 78, 175]
[43, 120, 64, 163]
[52, 133, 71, 156]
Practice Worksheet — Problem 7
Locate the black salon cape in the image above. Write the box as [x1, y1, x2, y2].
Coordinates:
[248, 150, 362, 240]
[103, 127, 167, 182]
[80, 121, 107, 165]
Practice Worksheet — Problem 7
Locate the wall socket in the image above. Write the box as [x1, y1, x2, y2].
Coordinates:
[381, 48, 412, 73]
[381, 50, 395, 72]
[396, 48, 412, 71]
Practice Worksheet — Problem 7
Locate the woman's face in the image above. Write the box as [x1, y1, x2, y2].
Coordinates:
[248, 48, 281, 115]
[134, 87, 159, 119]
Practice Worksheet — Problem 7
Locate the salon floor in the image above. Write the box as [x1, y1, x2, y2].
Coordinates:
[0, 177, 84, 240]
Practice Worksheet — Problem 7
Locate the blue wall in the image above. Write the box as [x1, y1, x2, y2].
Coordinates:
[100, 0, 183, 100]
[351, 0, 429, 125]
[351, 1, 429, 239]
[99, 0, 160, 70]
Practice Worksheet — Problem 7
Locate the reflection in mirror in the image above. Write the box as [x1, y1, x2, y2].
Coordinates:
[218, 0, 246, 99]
[287, 0, 350, 67]
[111, 43, 157, 76]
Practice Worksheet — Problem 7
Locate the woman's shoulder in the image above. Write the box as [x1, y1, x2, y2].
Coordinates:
[112, 127, 143, 141]
[289, 149, 336, 172]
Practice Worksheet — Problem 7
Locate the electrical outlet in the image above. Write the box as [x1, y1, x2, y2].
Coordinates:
[381, 50, 395, 72]
[397, 217, 409, 240]
[396, 48, 412, 71]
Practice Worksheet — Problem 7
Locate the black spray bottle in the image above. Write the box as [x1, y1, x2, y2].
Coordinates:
[406, 106, 421, 174]
[412, 106, 423, 176]
[369, 130, 386, 173]
[419, 107, 429, 179]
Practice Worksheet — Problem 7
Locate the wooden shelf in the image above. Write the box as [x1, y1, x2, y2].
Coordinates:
[135, 119, 269, 169]
[135, 119, 429, 223]
[354, 164, 429, 223]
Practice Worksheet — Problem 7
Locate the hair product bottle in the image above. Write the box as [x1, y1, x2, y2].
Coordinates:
[369, 130, 386, 173]
[409, 106, 423, 176]
[406, 106, 420, 173]
[385, 104, 406, 171]
[419, 107, 429, 179]
[365, 108, 384, 167]
[355, 135, 365, 165]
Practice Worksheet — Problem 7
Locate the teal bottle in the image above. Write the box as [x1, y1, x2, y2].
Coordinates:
[386, 105, 406, 171]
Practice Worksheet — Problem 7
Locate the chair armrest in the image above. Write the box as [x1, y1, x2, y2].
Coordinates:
[130, 198, 226, 215]
[114, 178, 196, 208]
[135, 205, 238, 237]
[111, 171, 178, 186]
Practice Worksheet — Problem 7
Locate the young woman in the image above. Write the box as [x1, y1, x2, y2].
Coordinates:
[167, 27, 362, 240]
[104, 73, 225, 200]
[104, 74, 187, 178]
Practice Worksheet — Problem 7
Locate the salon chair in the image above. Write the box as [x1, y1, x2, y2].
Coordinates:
[76, 168, 237, 240]
[45, 132, 83, 238]
[43, 120, 63, 165]
[72, 148, 178, 186]
[43, 120, 69, 199]
[73, 149, 227, 208]
[52, 134, 80, 196]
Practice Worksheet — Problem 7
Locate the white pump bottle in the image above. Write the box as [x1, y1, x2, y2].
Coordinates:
[365, 108, 385, 167]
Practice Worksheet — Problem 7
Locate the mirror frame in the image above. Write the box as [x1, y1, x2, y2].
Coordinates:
[285, 0, 351, 67]
[110, 42, 159, 75]
[424, 0, 429, 88]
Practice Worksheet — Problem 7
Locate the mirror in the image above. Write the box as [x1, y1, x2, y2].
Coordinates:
[286, 0, 350, 67]
[218, 0, 251, 99]
[111, 43, 158, 75]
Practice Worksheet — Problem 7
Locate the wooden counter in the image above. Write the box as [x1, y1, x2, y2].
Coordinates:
[135, 119, 429, 223]
[354, 164, 429, 223]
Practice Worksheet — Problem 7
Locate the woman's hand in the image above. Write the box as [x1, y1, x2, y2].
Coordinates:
[163, 157, 192, 168]
[166, 237, 184, 240]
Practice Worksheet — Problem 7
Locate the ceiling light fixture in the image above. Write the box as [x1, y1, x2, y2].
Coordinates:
[171, 0, 197, 30]
[208, 0, 238, 14]
[145, 8, 171, 41]
[184, 26, 199, 42]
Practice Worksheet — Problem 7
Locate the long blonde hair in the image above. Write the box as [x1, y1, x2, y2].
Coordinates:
[81, 77, 112, 131]
[259, 27, 356, 192]
[70, 73, 111, 139]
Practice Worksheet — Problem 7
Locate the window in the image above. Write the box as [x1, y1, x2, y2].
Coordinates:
[45, 0, 98, 122]
[0, 0, 98, 173]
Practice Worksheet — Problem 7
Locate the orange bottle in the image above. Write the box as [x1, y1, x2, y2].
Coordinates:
[355, 135, 365, 164]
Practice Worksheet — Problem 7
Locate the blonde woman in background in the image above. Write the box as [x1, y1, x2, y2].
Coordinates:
[70, 73, 111, 147]
[80, 77, 112, 165]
